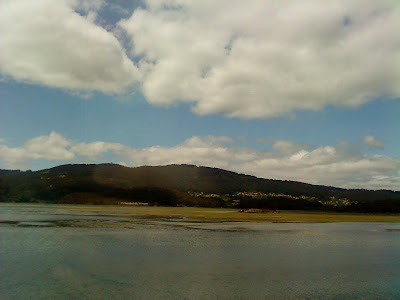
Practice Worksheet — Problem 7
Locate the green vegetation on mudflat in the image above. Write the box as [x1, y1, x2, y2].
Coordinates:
[122, 207, 400, 222]
[3, 204, 399, 222]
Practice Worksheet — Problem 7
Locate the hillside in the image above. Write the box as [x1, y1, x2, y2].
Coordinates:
[0, 164, 399, 211]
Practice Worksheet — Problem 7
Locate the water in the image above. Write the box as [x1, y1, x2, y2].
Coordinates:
[1, 204, 400, 299]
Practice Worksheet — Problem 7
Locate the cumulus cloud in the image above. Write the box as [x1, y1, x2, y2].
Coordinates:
[363, 135, 384, 149]
[0, 0, 140, 94]
[70, 141, 126, 160]
[70, 0, 105, 14]
[0, 132, 75, 169]
[1, 0, 399, 118]
[1, 132, 399, 190]
[272, 140, 315, 154]
[119, 0, 400, 119]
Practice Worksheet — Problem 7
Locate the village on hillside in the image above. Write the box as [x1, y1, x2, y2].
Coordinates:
[188, 191, 355, 208]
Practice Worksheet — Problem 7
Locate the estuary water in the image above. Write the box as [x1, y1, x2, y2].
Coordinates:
[1, 204, 400, 299]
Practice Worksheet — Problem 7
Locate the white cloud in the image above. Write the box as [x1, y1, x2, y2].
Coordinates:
[1, 132, 399, 190]
[272, 140, 314, 154]
[1, 0, 399, 118]
[119, 0, 400, 119]
[0, 132, 75, 169]
[0, 0, 140, 94]
[363, 135, 384, 149]
[70, 0, 105, 14]
[70, 141, 126, 160]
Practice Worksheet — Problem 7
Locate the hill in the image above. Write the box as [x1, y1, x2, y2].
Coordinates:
[0, 164, 399, 212]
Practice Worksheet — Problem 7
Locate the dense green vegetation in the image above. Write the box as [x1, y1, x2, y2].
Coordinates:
[1, 164, 399, 212]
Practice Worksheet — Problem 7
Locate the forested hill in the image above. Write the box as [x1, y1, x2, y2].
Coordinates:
[1, 164, 399, 211]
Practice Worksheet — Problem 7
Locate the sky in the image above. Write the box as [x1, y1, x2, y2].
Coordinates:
[0, 0, 399, 191]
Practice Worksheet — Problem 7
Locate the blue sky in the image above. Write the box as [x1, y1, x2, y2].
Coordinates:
[1, 0, 399, 190]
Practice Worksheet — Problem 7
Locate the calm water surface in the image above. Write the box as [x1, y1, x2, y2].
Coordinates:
[1, 204, 400, 299]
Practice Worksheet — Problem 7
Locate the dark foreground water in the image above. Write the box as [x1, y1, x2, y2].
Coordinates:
[1, 204, 400, 299]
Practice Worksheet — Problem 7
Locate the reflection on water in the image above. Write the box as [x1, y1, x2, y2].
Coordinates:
[1, 204, 400, 299]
